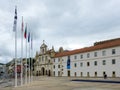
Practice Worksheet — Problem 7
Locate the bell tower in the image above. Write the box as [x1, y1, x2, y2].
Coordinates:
[40, 40, 47, 54]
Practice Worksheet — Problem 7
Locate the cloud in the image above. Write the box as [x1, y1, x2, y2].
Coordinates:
[0, 0, 120, 63]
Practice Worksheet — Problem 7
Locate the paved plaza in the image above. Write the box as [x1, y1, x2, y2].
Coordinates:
[0, 76, 120, 90]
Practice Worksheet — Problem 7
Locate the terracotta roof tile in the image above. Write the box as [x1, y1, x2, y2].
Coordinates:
[55, 38, 120, 58]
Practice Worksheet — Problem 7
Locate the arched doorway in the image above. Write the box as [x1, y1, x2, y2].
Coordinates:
[36, 71, 39, 76]
[46, 70, 47, 75]
[41, 67, 45, 75]
[48, 70, 51, 76]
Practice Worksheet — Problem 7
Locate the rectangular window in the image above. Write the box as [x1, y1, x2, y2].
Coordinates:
[74, 55, 77, 59]
[42, 56, 44, 61]
[41, 57, 42, 61]
[94, 52, 97, 57]
[58, 58, 60, 62]
[45, 56, 47, 60]
[87, 53, 90, 58]
[58, 65, 60, 68]
[80, 55, 83, 59]
[74, 72, 77, 77]
[53, 65, 55, 69]
[48, 60, 50, 63]
[74, 63, 77, 67]
[95, 72, 97, 77]
[103, 60, 106, 65]
[112, 59, 116, 64]
[80, 62, 83, 67]
[68, 70, 70, 77]
[112, 49, 116, 54]
[87, 62, 90, 66]
[94, 61, 97, 66]
[102, 50, 106, 56]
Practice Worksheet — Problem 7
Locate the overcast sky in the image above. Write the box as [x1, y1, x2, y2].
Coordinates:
[0, 0, 120, 64]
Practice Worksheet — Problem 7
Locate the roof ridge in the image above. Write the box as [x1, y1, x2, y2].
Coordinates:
[94, 38, 120, 46]
[54, 38, 120, 58]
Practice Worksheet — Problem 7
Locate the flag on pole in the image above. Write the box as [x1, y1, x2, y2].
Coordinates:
[28, 32, 30, 43]
[24, 25, 27, 39]
[13, 7, 17, 32]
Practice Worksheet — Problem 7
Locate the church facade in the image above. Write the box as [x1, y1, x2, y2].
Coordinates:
[34, 41, 55, 76]
[34, 38, 120, 78]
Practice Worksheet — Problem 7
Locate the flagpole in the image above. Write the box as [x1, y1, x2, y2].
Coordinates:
[21, 16, 23, 86]
[31, 34, 33, 82]
[25, 24, 27, 84]
[28, 32, 30, 83]
[15, 22, 17, 87]
[30, 33, 32, 82]
[14, 6, 17, 87]
[15, 24, 17, 87]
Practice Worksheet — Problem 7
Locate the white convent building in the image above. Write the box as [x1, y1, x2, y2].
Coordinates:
[35, 38, 120, 78]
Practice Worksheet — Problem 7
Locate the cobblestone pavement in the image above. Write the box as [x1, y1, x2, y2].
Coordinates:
[0, 76, 120, 90]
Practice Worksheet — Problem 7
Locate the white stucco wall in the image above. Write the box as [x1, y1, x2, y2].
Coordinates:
[53, 46, 120, 77]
